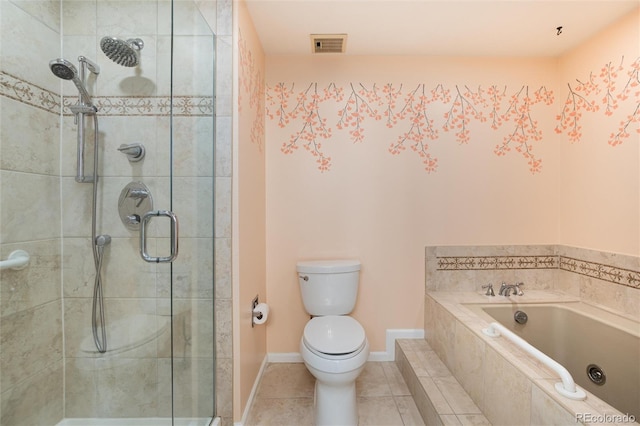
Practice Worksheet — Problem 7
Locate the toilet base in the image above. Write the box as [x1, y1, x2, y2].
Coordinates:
[314, 379, 357, 426]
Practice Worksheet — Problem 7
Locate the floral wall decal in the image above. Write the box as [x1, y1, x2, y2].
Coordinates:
[388, 84, 442, 172]
[261, 56, 639, 174]
[494, 86, 554, 173]
[275, 83, 334, 171]
[267, 81, 554, 173]
[610, 57, 640, 146]
[336, 83, 382, 143]
[442, 85, 486, 144]
[555, 56, 640, 146]
[239, 30, 265, 151]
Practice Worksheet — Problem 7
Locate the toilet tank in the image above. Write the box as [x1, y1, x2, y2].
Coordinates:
[296, 259, 361, 316]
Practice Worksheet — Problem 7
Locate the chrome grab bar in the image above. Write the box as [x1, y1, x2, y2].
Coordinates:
[139, 210, 178, 263]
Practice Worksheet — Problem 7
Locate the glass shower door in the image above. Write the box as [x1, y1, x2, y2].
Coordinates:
[57, 0, 215, 424]
[164, 1, 216, 423]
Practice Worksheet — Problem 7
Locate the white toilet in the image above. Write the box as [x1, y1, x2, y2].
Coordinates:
[297, 259, 369, 426]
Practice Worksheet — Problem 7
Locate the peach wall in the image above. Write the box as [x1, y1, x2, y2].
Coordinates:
[558, 8, 640, 256]
[265, 56, 562, 353]
[235, 0, 266, 421]
[231, 6, 640, 421]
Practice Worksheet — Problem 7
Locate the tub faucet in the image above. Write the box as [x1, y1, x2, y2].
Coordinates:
[498, 282, 512, 296]
[499, 282, 524, 296]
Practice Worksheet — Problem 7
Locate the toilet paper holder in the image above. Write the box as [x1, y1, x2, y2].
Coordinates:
[252, 309, 264, 324]
[252, 295, 268, 328]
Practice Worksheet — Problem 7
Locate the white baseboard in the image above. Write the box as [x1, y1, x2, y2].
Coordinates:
[267, 328, 424, 363]
[384, 328, 424, 361]
[267, 352, 302, 363]
[236, 354, 268, 426]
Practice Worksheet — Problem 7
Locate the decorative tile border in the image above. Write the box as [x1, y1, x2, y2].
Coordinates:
[436, 254, 640, 290]
[0, 71, 59, 113]
[63, 96, 213, 117]
[560, 256, 640, 289]
[437, 255, 557, 270]
[0, 71, 213, 117]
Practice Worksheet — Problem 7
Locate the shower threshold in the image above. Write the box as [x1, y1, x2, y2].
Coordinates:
[57, 417, 218, 426]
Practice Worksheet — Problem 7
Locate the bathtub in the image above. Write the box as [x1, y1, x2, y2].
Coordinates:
[425, 291, 640, 425]
[466, 301, 640, 420]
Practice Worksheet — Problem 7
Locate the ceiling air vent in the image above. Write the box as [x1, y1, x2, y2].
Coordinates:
[311, 34, 347, 54]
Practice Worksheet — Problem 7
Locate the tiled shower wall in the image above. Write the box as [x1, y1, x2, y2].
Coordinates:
[0, 0, 233, 424]
[426, 245, 640, 321]
[0, 1, 65, 424]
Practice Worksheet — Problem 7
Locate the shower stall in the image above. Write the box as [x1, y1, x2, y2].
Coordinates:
[0, 0, 222, 424]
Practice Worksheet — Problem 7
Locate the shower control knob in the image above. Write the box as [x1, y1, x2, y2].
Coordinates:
[118, 182, 153, 231]
[126, 214, 140, 225]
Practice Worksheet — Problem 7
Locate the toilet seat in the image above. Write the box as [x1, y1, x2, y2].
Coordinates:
[303, 316, 366, 358]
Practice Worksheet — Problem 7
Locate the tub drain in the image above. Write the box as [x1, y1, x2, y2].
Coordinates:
[586, 364, 606, 385]
[514, 310, 528, 324]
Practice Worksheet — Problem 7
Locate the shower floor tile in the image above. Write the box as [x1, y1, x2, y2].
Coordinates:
[245, 361, 424, 426]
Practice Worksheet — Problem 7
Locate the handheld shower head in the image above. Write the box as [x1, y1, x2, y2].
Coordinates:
[49, 58, 93, 105]
[100, 36, 144, 67]
[50, 58, 77, 80]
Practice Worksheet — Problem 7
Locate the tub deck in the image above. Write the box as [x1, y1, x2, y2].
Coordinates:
[421, 291, 639, 425]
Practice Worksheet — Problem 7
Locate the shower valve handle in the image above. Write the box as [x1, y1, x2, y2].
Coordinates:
[118, 143, 145, 162]
[127, 188, 149, 207]
[126, 214, 140, 225]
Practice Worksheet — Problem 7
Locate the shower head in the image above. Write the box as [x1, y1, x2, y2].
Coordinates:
[50, 58, 77, 80]
[49, 58, 93, 105]
[100, 36, 144, 67]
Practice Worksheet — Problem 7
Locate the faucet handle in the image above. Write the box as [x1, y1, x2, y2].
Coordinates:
[514, 282, 524, 296]
[481, 284, 495, 296]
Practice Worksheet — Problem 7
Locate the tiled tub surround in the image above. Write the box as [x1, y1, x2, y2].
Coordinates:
[425, 291, 640, 425]
[465, 301, 639, 419]
[426, 245, 640, 322]
[424, 245, 640, 425]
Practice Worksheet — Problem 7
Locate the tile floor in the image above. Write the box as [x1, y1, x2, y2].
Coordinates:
[245, 362, 425, 426]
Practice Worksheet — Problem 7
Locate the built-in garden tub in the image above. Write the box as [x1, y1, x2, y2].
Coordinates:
[425, 291, 640, 425]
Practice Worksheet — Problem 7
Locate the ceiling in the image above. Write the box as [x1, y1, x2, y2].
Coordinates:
[245, 0, 640, 57]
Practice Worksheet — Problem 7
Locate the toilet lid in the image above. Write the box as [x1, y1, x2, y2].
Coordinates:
[303, 316, 366, 355]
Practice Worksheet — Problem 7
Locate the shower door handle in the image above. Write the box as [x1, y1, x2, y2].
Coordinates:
[139, 210, 179, 263]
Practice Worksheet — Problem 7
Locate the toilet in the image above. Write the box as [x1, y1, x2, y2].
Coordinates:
[297, 259, 369, 426]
